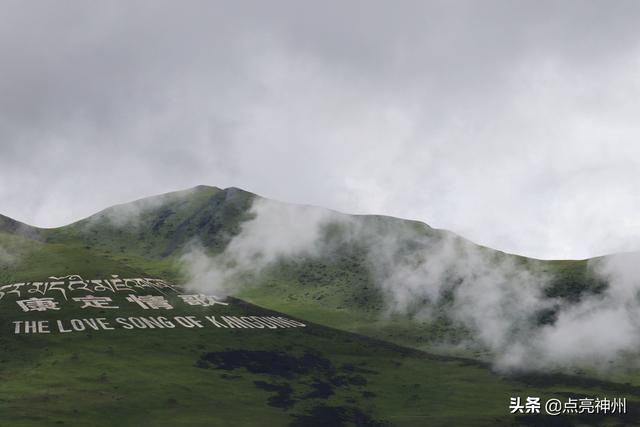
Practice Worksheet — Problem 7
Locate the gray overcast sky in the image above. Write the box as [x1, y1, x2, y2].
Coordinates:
[1, 0, 640, 260]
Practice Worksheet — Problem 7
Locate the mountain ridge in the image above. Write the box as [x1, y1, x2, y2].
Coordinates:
[1, 184, 638, 426]
[0, 185, 608, 345]
[0, 184, 570, 262]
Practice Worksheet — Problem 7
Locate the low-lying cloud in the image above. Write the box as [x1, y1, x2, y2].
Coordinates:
[180, 198, 336, 295]
[179, 197, 640, 373]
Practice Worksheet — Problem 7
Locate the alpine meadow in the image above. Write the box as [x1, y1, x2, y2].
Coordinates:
[0, 185, 639, 426]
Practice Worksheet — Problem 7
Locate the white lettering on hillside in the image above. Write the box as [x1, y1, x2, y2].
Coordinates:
[0, 274, 178, 302]
[11, 315, 307, 334]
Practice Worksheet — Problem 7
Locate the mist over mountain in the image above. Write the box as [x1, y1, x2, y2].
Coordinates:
[0, 185, 633, 374]
[1, 184, 640, 425]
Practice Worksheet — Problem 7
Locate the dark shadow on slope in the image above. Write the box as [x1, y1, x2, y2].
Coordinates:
[230, 297, 640, 398]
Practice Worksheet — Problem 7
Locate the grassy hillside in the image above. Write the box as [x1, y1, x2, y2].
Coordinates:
[0, 185, 634, 425]
[0, 261, 638, 426]
[43, 186, 255, 258]
[0, 186, 610, 358]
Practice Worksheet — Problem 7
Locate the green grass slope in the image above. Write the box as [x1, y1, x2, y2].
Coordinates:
[43, 186, 255, 258]
[0, 263, 638, 426]
[0, 185, 634, 425]
[4, 186, 606, 357]
[3, 186, 609, 359]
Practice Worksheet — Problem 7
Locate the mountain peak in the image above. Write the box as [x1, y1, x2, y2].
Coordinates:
[44, 184, 256, 258]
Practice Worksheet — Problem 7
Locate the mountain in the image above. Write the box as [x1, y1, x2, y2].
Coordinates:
[0, 186, 609, 355]
[43, 185, 254, 257]
[0, 185, 636, 426]
[0, 186, 612, 354]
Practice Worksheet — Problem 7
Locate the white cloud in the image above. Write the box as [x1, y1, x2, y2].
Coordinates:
[180, 197, 640, 372]
[2, 1, 640, 258]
